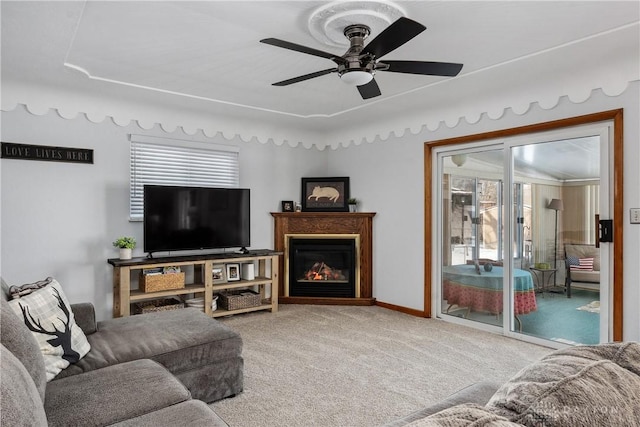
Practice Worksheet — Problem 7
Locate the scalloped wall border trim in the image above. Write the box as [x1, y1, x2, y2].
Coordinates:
[1, 83, 636, 151]
[325, 82, 638, 149]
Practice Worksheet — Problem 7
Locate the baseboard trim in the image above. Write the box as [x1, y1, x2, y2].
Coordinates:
[375, 300, 427, 318]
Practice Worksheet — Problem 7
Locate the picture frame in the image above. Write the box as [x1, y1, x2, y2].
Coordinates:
[281, 200, 294, 212]
[212, 264, 226, 284]
[301, 177, 350, 212]
[226, 263, 241, 282]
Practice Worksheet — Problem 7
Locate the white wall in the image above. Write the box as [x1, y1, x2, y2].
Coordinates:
[2, 83, 639, 341]
[0, 106, 322, 320]
[327, 84, 640, 341]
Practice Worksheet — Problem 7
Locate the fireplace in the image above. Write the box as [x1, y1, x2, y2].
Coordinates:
[286, 235, 359, 298]
[272, 212, 376, 305]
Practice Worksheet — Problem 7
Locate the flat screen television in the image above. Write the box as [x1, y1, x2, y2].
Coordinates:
[143, 185, 250, 255]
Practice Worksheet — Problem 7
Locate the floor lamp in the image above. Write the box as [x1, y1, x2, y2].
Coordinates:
[548, 199, 564, 273]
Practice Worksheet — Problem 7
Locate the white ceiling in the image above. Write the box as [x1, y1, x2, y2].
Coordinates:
[1, 1, 639, 148]
[445, 136, 601, 181]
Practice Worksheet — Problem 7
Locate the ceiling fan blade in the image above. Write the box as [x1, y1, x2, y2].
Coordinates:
[361, 17, 426, 60]
[357, 78, 382, 99]
[260, 38, 346, 64]
[382, 60, 463, 77]
[272, 68, 336, 86]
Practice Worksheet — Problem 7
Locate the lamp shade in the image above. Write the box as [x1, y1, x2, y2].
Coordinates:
[548, 198, 564, 211]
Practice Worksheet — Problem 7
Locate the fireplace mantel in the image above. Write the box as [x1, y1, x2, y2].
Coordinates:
[271, 212, 376, 305]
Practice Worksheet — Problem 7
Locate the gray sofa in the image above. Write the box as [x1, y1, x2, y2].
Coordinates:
[386, 342, 640, 426]
[384, 381, 501, 426]
[1, 293, 243, 426]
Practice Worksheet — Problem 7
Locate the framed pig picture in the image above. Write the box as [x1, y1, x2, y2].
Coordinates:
[301, 177, 350, 212]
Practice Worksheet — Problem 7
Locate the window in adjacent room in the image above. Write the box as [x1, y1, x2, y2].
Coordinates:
[129, 135, 239, 221]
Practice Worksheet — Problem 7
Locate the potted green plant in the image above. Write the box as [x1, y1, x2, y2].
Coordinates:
[348, 198, 358, 213]
[113, 237, 136, 260]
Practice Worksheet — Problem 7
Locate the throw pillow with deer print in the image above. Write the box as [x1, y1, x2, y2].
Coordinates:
[8, 277, 91, 381]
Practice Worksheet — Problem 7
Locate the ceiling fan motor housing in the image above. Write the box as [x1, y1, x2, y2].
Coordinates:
[339, 24, 375, 77]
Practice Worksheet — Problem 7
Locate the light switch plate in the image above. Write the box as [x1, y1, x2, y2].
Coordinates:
[631, 208, 640, 224]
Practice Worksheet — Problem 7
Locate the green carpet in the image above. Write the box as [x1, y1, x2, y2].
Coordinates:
[445, 288, 600, 345]
[519, 288, 599, 345]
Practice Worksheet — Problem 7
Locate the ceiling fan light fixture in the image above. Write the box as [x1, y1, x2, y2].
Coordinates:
[340, 70, 373, 86]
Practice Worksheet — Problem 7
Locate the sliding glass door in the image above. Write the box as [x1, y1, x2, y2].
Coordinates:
[435, 125, 611, 347]
[510, 137, 603, 344]
[439, 148, 506, 329]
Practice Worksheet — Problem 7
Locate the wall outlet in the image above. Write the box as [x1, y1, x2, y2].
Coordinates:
[631, 208, 640, 224]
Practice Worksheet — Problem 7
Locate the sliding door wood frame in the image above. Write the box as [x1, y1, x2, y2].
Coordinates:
[424, 109, 624, 341]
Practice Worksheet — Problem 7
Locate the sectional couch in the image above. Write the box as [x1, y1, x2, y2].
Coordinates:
[1, 289, 243, 426]
[387, 342, 640, 426]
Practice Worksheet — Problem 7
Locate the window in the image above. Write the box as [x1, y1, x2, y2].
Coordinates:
[129, 135, 239, 220]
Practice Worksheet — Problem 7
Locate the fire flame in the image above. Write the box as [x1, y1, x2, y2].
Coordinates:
[303, 262, 346, 281]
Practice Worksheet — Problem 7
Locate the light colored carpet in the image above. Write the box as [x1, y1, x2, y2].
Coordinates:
[211, 305, 552, 426]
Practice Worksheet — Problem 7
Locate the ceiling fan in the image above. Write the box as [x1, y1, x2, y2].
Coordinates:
[260, 17, 463, 100]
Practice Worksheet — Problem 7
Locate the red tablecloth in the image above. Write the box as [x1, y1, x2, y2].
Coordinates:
[443, 280, 537, 315]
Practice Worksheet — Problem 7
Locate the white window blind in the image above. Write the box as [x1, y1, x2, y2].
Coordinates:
[129, 135, 239, 220]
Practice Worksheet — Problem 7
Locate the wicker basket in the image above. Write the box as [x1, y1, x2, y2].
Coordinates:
[134, 298, 184, 314]
[139, 272, 185, 293]
[218, 290, 261, 311]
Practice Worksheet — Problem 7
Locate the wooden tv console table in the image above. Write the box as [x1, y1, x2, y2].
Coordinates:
[108, 250, 281, 318]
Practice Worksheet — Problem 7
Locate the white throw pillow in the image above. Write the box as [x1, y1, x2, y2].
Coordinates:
[8, 277, 91, 381]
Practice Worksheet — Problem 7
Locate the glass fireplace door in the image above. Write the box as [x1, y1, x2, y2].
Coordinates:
[287, 236, 358, 298]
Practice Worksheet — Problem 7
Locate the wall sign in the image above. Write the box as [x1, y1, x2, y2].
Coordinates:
[1, 142, 93, 164]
